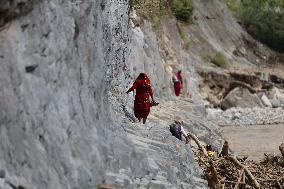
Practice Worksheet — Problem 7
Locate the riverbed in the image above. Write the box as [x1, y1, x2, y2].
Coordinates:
[221, 124, 284, 160]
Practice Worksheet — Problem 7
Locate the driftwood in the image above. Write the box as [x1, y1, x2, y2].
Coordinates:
[277, 180, 283, 189]
[187, 132, 208, 157]
[210, 161, 220, 187]
[206, 161, 220, 189]
[226, 156, 260, 189]
[191, 129, 284, 189]
[280, 143, 284, 158]
[257, 176, 284, 182]
[234, 168, 245, 189]
[220, 141, 229, 157]
[198, 156, 209, 167]
[221, 180, 245, 185]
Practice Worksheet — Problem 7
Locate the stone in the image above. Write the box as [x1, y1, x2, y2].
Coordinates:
[260, 94, 272, 107]
[0, 170, 5, 179]
[267, 87, 284, 107]
[221, 87, 264, 110]
[25, 65, 38, 73]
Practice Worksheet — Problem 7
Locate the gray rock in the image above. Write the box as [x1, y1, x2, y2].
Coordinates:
[0, 170, 5, 179]
[221, 87, 264, 110]
[0, 0, 10, 12]
[266, 87, 284, 107]
[260, 94, 272, 107]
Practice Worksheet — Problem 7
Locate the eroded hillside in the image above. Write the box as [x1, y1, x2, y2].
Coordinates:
[0, 0, 283, 189]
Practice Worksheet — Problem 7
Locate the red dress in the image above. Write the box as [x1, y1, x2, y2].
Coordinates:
[174, 73, 183, 96]
[127, 79, 153, 119]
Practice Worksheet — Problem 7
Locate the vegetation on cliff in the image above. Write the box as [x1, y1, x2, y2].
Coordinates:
[225, 0, 284, 53]
[131, 0, 194, 24]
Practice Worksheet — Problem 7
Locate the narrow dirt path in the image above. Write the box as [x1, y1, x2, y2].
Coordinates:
[121, 97, 210, 188]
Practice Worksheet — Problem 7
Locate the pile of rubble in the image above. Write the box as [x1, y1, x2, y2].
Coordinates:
[195, 152, 284, 189]
[191, 138, 284, 189]
[206, 107, 284, 126]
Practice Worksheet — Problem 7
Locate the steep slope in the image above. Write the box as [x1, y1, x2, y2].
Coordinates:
[1, 0, 279, 188]
[0, 1, 150, 188]
[0, 0, 218, 189]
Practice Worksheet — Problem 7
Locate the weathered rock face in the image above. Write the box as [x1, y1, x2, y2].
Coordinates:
[0, 1, 212, 189]
[221, 87, 264, 110]
[0, 1, 152, 188]
[0, 0, 35, 27]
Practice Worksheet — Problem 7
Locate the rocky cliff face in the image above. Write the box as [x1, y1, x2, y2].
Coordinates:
[0, 0, 218, 189]
[0, 0, 146, 188]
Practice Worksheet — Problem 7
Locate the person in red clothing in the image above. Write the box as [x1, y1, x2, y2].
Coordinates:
[173, 70, 183, 96]
[126, 73, 157, 124]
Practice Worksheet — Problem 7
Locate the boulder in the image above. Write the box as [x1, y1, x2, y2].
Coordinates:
[267, 87, 284, 107]
[260, 94, 272, 107]
[221, 87, 264, 110]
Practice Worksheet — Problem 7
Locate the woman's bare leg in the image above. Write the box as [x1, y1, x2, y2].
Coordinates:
[138, 117, 142, 122]
[143, 118, 146, 124]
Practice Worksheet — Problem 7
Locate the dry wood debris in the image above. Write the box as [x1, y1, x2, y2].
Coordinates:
[188, 133, 284, 189]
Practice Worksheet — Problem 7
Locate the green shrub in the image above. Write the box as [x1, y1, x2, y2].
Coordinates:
[211, 52, 230, 68]
[224, 0, 240, 14]
[132, 0, 170, 27]
[225, 0, 284, 52]
[176, 22, 191, 49]
[170, 0, 194, 23]
[131, 0, 194, 26]
[202, 53, 212, 62]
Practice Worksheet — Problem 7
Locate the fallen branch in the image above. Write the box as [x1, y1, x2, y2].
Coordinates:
[257, 176, 284, 182]
[226, 156, 260, 189]
[187, 132, 208, 157]
[234, 168, 245, 189]
[220, 141, 229, 157]
[279, 143, 284, 158]
[197, 156, 209, 167]
[221, 180, 245, 185]
[277, 180, 283, 189]
[209, 161, 220, 186]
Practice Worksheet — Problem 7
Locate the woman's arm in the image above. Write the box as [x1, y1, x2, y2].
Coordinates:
[126, 82, 137, 94]
[147, 85, 155, 102]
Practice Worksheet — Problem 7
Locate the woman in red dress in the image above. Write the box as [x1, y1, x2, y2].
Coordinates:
[126, 73, 157, 124]
[173, 70, 183, 96]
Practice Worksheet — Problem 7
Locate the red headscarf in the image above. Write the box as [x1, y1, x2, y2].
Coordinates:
[136, 73, 150, 85]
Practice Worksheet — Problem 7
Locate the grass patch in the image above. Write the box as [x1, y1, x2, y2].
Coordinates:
[132, 0, 170, 27]
[224, 0, 284, 53]
[203, 52, 230, 68]
[176, 22, 191, 49]
[131, 0, 194, 27]
[170, 0, 194, 23]
[202, 53, 212, 62]
[211, 52, 230, 68]
[224, 0, 240, 14]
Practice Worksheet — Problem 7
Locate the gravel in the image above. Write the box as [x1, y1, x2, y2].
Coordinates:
[207, 107, 284, 126]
